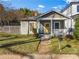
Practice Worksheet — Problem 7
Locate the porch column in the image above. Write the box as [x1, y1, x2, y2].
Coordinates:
[51, 19, 53, 36]
[37, 20, 40, 34]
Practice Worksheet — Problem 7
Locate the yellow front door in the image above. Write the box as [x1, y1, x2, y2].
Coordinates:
[44, 23, 50, 33]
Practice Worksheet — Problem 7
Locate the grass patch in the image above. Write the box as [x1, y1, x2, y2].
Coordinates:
[51, 38, 79, 54]
[0, 33, 40, 54]
[0, 39, 40, 54]
[0, 41, 39, 54]
[9, 42, 39, 54]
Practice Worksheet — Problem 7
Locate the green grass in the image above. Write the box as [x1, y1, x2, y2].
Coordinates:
[0, 36, 37, 44]
[0, 33, 40, 54]
[1, 37, 79, 54]
[0, 32, 79, 54]
[50, 38, 79, 54]
[0, 41, 39, 54]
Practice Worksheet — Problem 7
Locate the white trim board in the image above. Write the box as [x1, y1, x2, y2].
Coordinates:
[38, 18, 67, 20]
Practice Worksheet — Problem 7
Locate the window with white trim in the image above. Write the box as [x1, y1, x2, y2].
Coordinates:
[77, 5, 79, 12]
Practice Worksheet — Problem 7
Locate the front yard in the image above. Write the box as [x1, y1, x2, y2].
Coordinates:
[0, 33, 40, 54]
[0, 33, 79, 54]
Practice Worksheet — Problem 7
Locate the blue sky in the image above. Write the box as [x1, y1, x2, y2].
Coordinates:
[1, 0, 76, 13]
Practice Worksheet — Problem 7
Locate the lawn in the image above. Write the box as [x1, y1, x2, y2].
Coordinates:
[0, 32, 79, 54]
[50, 38, 79, 54]
[0, 33, 40, 54]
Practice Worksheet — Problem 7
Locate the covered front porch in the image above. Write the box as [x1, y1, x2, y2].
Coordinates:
[36, 11, 69, 36]
[37, 18, 65, 36]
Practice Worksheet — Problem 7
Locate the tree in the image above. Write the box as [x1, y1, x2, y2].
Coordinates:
[14, 9, 27, 20]
[74, 18, 79, 39]
[0, 4, 4, 14]
[15, 8, 38, 19]
[0, 4, 5, 26]
[0, 3, 39, 25]
[19, 8, 34, 16]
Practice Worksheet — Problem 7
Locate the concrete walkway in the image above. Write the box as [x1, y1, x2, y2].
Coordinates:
[38, 39, 51, 54]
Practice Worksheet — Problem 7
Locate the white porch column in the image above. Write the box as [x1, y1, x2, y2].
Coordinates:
[37, 20, 40, 34]
[51, 19, 53, 36]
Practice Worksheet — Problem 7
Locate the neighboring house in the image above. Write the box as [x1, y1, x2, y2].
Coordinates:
[1, 1, 79, 36]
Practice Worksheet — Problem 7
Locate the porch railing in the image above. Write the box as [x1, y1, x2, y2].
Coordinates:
[53, 29, 67, 35]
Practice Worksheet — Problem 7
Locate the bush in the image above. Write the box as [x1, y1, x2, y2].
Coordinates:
[32, 28, 39, 38]
[65, 34, 74, 40]
[74, 18, 79, 39]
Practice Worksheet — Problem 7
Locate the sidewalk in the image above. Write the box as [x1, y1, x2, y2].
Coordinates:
[0, 54, 79, 59]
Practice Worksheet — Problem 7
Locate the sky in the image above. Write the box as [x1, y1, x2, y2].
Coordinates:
[0, 0, 78, 13]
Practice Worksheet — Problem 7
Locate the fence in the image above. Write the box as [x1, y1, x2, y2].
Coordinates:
[0, 26, 20, 34]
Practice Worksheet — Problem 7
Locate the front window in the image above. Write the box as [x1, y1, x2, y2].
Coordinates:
[77, 5, 79, 12]
[54, 22, 60, 29]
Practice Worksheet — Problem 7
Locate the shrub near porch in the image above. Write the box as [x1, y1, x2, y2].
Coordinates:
[74, 18, 79, 39]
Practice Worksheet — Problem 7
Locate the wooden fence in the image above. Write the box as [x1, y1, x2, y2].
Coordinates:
[0, 26, 20, 34]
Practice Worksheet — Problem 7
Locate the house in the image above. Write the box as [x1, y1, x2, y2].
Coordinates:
[0, 1, 79, 36]
[20, 1, 79, 36]
[21, 11, 70, 36]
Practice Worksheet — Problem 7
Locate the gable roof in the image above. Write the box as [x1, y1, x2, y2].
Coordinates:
[61, 2, 79, 13]
[36, 10, 70, 19]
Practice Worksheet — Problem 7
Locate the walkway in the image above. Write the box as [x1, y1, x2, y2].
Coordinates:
[38, 39, 51, 54]
[38, 35, 51, 54]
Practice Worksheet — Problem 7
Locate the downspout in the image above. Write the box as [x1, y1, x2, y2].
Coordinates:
[71, 4, 73, 28]
[37, 19, 39, 34]
[28, 21, 29, 34]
